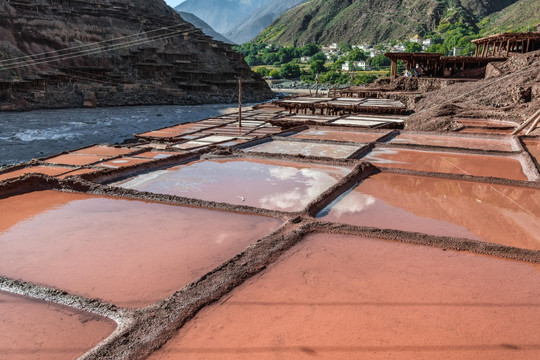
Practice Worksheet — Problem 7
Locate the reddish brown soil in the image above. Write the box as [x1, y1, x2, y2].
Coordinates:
[148, 233, 540, 360]
[318, 172, 540, 250]
[0, 190, 283, 307]
[361, 147, 528, 180]
[0, 290, 116, 360]
[406, 51, 540, 133]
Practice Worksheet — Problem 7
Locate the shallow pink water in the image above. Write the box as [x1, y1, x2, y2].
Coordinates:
[389, 133, 514, 151]
[111, 158, 350, 212]
[149, 233, 540, 360]
[318, 172, 540, 250]
[0, 290, 116, 360]
[0, 191, 283, 307]
[361, 147, 527, 180]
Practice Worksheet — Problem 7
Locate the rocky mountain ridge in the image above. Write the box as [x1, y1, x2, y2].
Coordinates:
[177, 11, 233, 44]
[175, 0, 270, 34]
[254, 0, 521, 45]
[224, 0, 308, 44]
[0, 0, 272, 111]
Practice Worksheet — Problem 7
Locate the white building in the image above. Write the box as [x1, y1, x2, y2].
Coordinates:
[342, 61, 367, 71]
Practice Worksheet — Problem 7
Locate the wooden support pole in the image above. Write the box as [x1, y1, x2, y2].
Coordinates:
[525, 113, 540, 135]
[238, 77, 242, 128]
[511, 109, 540, 135]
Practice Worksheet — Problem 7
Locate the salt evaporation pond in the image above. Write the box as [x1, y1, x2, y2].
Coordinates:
[361, 147, 528, 180]
[317, 172, 540, 250]
[0, 290, 116, 360]
[0, 191, 283, 308]
[149, 233, 540, 360]
[111, 158, 350, 212]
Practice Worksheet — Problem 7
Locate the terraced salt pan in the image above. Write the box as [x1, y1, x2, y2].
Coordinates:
[0, 191, 283, 307]
[389, 133, 516, 151]
[289, 129, 389, 143]
[524, 139, 540, 164]
[0, 166, 74, 181]
[361, 147, 528, 181]
[149, 233, 540, 360]
[0, 291, 116, 360]
[71, 145, 135, 158]
[96, 157, 152, 169]
[245, 139, 360, 158]
[44, 153, 104, 166]
[317, 172, 540, 250]
[111, 158, 349, 212]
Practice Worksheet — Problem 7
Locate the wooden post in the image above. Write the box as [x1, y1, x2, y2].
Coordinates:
[390, 59, 397, 78]
[525, 114, 540, 135]
[526, 38, 531, 53]
[238, 77, 242, 128]
[511, 109, 540, 135]
[506, 39, 511, 57]
[474, 45, 479, 57]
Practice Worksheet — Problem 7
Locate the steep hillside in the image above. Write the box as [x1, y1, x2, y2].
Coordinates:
[178, 11, 234, 44]
[0, 0, 271, 111]
[255, 0, 519, 45]
[479, 0, 540, 35]
[175, 0, 270, 34]
[225, 0, 308, 44]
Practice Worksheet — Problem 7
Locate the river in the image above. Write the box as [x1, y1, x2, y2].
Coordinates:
[0, 103, 251, 167]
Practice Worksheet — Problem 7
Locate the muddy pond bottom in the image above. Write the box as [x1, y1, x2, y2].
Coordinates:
[148, 233, 540, 360]
[244, 139, 360, 158]
[0, 290, 116, 360]
[110, 158, 350, 212]
[317, 172, 540, 250]
[360, 147, 527, 180]
[0, 191, 283, 307]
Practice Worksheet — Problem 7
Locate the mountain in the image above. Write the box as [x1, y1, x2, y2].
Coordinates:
[255, 0, 519, 45]
[178, 11, 234, 44]
[480, 0, 540, 35]
[0, 0, 271, 111]
[224, 0, 308, 44]
[175, 0, 270, 34]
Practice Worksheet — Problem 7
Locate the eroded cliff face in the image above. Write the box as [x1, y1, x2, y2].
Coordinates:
[0, 0, 272, 110]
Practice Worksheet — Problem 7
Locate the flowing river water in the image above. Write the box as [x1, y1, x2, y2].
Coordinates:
[0, 103, 250, 167]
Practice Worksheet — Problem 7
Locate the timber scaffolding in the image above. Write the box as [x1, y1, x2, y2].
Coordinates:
[273, 96, 408, 116]
[472, 32, 540, 58]
[385, 52, 506, 79]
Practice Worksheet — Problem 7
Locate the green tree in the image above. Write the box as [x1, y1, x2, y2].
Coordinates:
[339, 41, 352, 52]
[331, 59, 346, 71]
[405, 42, 423, 53]
[310, 60, 326, 74]
[369, 54, 390, 69]
[348, 48, 367, 61]
[300, 43, 320, 57]
[269, 69, 281, 79]
[279, 63, 301, 78]
[310, 52, 327, 63]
